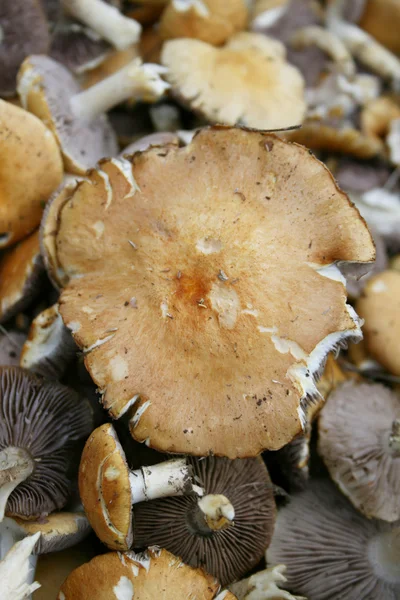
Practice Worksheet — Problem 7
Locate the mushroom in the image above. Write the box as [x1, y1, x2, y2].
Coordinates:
[50, 21, 111, 74]
[121, 131, 180, 155]
[229, 564, 306, 599]
[159, 0, 249, 46]
[132, 455, 276, 586]
[53, 127, 374, 457]
[267, 481, 400, 599]
[0, 331, 26, 367]
[81, 44, 139, 89]
[344, 228, 388, 299]
[318, 380, 400, 522]
[358, 0, 400, 55]
[62, 0, 142, 50]
[161, 33, 306, 129]
[79, 423, 198, 551]
[58, 546, 224, 599]
[349, 188, 400, 250]
[0, 100, 63, 249]
[265, 430, 310, 493]
[0, 230, 44, 324]
[0, 366, 93, 521]
[17, 55, 169, 174]
[0, 532, 41, 599]
[0, 0, 50, 97]
[356, 271, 400, 376]
[388, 119, 400, 166]
[20, 304, 77, 379]
[361, 96, 400, 145]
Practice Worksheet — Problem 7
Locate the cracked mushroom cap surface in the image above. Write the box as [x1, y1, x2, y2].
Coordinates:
[318, 380, 400, 521]
[0, 100, 63, 249]
[132, 455, 275, 586]
[17, 55, 118, 175]
[54, 127, 374, 458]
[159, 0, 248, 46]
[356, 270, 400, 376]
[267, 480, 400, 600]
[161, 33, 306, 129]
[57, 547, 222, 599]
[0, 366, 93, 519]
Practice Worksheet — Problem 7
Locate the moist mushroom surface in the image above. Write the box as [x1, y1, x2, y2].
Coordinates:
[54, 126, 374, 457]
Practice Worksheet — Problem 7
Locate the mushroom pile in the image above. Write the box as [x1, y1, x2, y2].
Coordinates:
[1, 0, 400, 598]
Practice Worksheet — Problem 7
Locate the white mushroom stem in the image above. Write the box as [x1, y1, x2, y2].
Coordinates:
[291, 26, 356, 77]
[196, 494, 235, 532]
[0, 531, 40, 600]
[69, 59, 170, 121]
[228, 564, 306, 600]
[388, 119, 400, 166]
[129, 458, 198, 504]
[388, 419, 400, 457]
[0, 448, 35, 522]
[173, 0, 210, 17]
[368, 526, 400, 585]
[62, 0, 141, 50]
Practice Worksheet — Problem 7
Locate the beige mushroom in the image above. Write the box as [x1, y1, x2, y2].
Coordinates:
[0, 100, 63, 249]
[359, 0, 400, 55]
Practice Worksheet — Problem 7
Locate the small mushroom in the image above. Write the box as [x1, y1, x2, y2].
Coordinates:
[79, 423, 197, 551]
[318, 380, 400, 522]
[58, 547, 224, 599]
[0, 366, 93, 521]
[356, 270, 400, 375]
[229, 564, 306, 599]
[20, 303, 77, 379]
[0, 100, 63, 249]
[267, 481, 400, 599]
[0, 230, 44, 324]
[0, 331, 26, 367]
[17, 55, 169, 174]
[133, 455, 276, 586]
[53, 127, 374, 457]
[0, 532, 41, 600]
[62, 0, 141, 50]
[0, 0, 50, 97]
[161, 33, 306, 129]
[361, 96, 400, 145]
[159, 0, 249, 46]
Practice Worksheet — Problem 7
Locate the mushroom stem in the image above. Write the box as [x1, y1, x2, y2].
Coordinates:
[0, 448, 35, 522]
[291, 26, 356, 77]
[62, 0, 141, 50]
[128, 458, 197, 504]
[388, 419, 400, 457]
[69, 59, 170, 121]
[368, 526, 400, 584]
[0, 532, 40, 600]
[189, 494, 235, 535]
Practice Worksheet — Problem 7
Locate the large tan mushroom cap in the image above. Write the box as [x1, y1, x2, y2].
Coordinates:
[359, 0, 400, 55]
[0, 230, 43, 323]
[79, 423, 132, 551]
[161, 33, 306, 129]
[56, 127, 374, 458]
[58, 547, 221, 599]
[356, 270, 400, 376]
[159, 0, 248, 46]
[0, 100, 63, 249]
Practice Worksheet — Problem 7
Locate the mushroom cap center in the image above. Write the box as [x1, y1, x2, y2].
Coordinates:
[368, 528, 400, 585]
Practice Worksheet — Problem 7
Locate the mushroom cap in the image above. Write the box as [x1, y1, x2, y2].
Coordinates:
[161, 33, 306, 129]
[0, 0, 50, 97]
[79, 423, 133, 551]
[359, 0, 400, 54]
[13, 512, 91, 554]
[50, 23, 111, 74]
[54, 127, 374, 457]
[267, 480, 400, 600]
[159, 0, 249, 46]
[58, 547, 221, 599]
[0, 100, 64, 249]
[356, 270, 400, 376]
[81, 44, 139, 89]
[17, 56, 119, 175]
[0, 366, 93, 519]
[133, 455, 276, 586]
[0, 331, 26, 367]
[0, 230, 44, 324]
[121, 132, 180, 155]
[319, 380, 400, 521]
[361, 96, 400, 143]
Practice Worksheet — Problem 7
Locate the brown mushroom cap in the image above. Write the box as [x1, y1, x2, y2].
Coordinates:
[318, 380, 400, 521]
[0, 230, 44, 324]
[132, 455, 276, 586]
[58, 547, 221, 599]
[17, 55, 118, 175]
[359, 0, 400, 55]
[13, 512, 91, 554]
[0, 100, 63, 249]
[161, 33, 306, 129]
[356, 270, 400, 376]
[159, 0, 248, 46]
[54, 127, 373, 457]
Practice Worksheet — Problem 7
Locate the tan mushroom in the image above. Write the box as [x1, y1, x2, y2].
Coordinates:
[161, 33, 306, 129]
[361, 96, 400, 143]
[58, 547, 223, 599]
[53, 127, 374, 457]
[359, 0, 400, 55]
[159, 0, 249, 46]
[0, 100, 63, 249]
